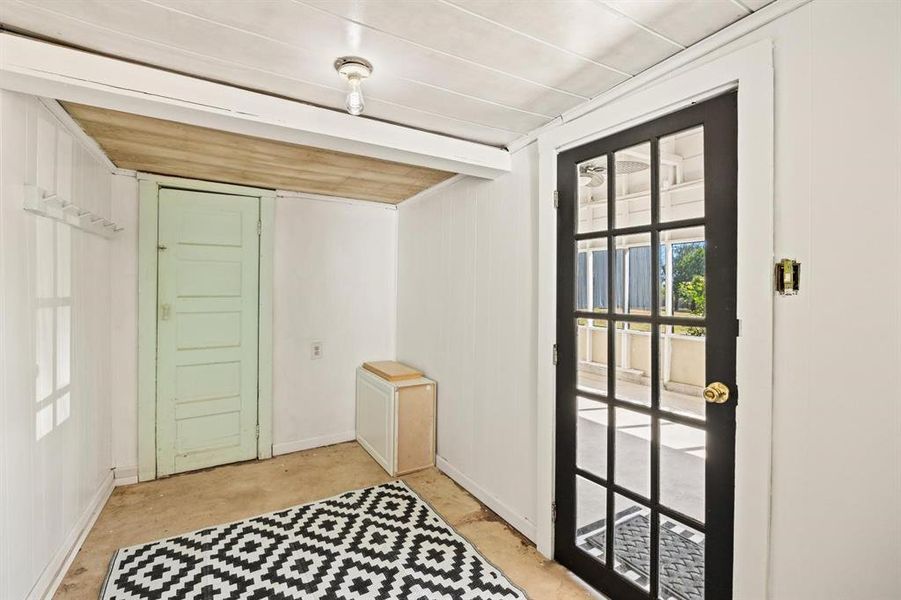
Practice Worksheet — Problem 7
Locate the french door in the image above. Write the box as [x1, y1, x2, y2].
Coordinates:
[555, 93, 737, 600]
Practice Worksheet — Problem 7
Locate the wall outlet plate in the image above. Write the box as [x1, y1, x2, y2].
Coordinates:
[311, 341, 323, 360]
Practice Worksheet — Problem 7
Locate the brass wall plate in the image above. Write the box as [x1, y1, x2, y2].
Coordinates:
[775, 258, 801, 295]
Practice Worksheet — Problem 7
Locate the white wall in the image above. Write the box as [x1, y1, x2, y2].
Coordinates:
[394, 2, 901, 598]
[396, 146, 538, 537]
[272, 196, 397, 453]
[0, 91, 115, 599]
[109, 173, 139, 482]
[757, 3, 900, 598]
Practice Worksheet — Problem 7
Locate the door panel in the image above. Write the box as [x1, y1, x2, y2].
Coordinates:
[156, 189, 260, 476]
[556, 93, 737, 600]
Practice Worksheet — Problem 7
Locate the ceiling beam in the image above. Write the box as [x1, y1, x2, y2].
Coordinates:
[0, 33, 511, 179]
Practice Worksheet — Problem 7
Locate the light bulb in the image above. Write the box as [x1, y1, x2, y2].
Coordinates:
[345, 76, 364, 116]
[334, 56, 372, 116]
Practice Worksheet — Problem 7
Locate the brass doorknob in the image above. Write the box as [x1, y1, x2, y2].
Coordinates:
[703, 382, 730, 404]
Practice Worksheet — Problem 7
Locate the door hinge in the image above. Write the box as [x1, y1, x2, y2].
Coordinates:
[552, 343, 559, 366]
[551, 501, 558, 523]
[553, 190, 559, 209]
[257, 220, 262, 236]
[255, 424, 260, 438]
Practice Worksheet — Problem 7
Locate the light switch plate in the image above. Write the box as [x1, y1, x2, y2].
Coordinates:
[311, 341, 323, 360]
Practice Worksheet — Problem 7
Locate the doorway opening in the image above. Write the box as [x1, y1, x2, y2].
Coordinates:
[136, 175, 275, 481]
[554, 93, 738, 600]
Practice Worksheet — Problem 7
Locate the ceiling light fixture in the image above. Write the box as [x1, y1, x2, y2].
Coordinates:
[334, 56, 373, 116]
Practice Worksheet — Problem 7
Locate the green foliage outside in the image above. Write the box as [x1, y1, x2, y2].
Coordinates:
[670, 242, 705, 336]
[678, 275, 706, 336]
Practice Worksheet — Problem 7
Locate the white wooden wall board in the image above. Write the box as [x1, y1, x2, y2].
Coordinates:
[0, 33, 511, 179]
[275, 189, 399, 211]
[536, 39, 775, 600]
[395, 174, 468, 210]
[507, 0, 811, 153]
[36, 97, 115, 171]
[436, 456, 536, 541]
[0, 0, 783, 145]
[394, 145, 539, 546]
[270, 196, 398, 456]
[0, 90, 114, 600]
[113, 466, 139, 487]
[29, 473, 114, 600]
[271, 431, 357, 457]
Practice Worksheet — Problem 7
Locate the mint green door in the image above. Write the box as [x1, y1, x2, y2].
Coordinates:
[156, 188, 260, 476]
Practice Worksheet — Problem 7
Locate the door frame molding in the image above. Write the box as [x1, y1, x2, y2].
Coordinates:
[136, 173, 276, 482]
[536, 39, 774, 599]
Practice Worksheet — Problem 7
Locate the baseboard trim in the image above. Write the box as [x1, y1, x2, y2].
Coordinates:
[435, 456, 536, 542]
[114, 466, 138, 486]
[272, 431, 356, 456]
[29, 471, 114, 600]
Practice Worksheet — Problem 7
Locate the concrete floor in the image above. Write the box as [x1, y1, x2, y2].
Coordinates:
[576, 405, 705, 524]
[578, 370, 705, 419]
[55, 442, 601, 599]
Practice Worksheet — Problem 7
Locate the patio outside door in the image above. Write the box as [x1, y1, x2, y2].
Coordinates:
[554, 93, 738, 600]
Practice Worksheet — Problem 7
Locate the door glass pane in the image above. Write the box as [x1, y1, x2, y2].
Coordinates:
[614, 407, 650, 498]
[613, 494, 650, 591]
[614, 142, 652, 227]
[660, 325, 706, 419]
[577, 154, 609, 233]
[577, 251, 588, 310]
[660, 419, 706, 522]
[577, 239, 610, 314]
[614, 233, 651, 315]
[576, 396, 607, 480]
[575, 476, 607, 563]
[659, 515, 705, 600]
[660, 125, 704, 222]
[577, 319, 608, 396]
[616, 324, 651, 407]
[659, 227, 705, 319]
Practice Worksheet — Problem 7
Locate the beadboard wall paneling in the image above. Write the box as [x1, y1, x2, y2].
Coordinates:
[395, 144, 538, 538]
[0, 91, 114, 600]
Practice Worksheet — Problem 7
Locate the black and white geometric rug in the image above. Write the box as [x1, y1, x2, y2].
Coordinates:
[100, 481, 527, 599]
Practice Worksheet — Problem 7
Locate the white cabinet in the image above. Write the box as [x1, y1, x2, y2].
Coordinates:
[355, 366, 436, 476]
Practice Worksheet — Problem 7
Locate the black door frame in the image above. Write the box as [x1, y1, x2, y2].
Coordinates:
[554, 92, 738, 600]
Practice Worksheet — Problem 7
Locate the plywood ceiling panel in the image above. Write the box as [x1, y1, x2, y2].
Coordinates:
[3, 0, 774, 147]
[62, 103, 454, 204]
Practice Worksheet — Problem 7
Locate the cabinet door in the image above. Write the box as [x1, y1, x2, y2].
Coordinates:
[356, 370, 394, 473]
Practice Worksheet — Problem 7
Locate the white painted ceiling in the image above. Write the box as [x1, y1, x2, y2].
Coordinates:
[0, 0, 773, 147]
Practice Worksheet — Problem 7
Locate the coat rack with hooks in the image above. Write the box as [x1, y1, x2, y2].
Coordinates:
[23, 185, 122, 238]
